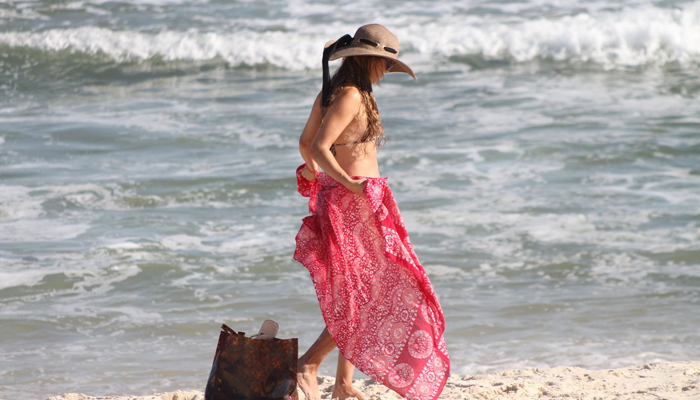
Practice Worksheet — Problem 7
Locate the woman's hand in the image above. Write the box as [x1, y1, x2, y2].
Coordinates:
[301, 165, 317, 181]
[345, 178, 367, 197]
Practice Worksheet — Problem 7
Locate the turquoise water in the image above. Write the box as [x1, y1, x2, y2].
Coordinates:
[1, 1, 700, 399]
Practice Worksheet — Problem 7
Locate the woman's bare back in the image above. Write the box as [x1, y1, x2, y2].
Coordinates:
[327, 89, 381, 178]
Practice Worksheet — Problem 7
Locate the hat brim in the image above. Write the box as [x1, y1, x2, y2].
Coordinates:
[325, 41, 416, 80]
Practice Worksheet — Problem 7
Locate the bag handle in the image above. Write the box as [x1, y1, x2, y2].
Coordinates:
[221, 324, 242, 336]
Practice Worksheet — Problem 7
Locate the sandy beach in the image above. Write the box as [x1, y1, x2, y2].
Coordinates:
[45, 361, 699, 400]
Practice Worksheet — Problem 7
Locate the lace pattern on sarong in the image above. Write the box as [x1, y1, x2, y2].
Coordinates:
[294, 164, 450, 400]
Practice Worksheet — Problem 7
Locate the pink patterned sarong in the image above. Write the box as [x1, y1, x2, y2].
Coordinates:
[293, 164, 450, 400]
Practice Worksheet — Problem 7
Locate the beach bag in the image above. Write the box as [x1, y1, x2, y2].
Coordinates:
[205, 323, 298, 400]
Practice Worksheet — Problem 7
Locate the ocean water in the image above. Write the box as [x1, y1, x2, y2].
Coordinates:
[1, 0, 699, 399]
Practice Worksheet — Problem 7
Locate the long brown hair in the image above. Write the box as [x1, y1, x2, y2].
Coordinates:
[324, 56, 384, 147]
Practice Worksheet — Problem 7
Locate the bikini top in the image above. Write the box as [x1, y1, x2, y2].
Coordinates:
[329, 138, 375, 156]
[326, 94, 376, 154]
[333, 139, 372, 147]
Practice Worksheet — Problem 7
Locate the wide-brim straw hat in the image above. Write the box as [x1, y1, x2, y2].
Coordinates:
[324, 24, 416, 80]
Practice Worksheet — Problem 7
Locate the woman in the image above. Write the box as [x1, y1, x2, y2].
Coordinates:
[294, 24, 450, 400]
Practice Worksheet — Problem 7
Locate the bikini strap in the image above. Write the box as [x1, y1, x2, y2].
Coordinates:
[329, 139, 374, 156]
[333, 140, 365, 147]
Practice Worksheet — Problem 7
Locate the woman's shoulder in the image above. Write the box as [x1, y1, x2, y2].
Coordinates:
[334, 85, 362, 103]
[325, 86, 362, 116]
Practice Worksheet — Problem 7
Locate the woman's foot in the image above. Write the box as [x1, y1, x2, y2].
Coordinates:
[297, 360, 321, 400]
[331, 383, 366, 400]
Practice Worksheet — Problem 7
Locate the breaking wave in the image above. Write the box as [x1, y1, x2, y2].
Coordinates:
[1, 4, 699, 71]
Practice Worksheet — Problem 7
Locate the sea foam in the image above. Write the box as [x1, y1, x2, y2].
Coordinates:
[1, 5, 698, 70]
[409, 5, 700, 68]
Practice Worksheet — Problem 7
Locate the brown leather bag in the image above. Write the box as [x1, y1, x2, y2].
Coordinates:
[205, 324, 298, 400]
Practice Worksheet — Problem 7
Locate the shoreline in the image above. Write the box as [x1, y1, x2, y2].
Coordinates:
[45, 361, 700, 400]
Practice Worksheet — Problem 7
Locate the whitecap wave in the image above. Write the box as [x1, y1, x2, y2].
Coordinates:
[1, 5, 698, 70]
[406, 5, 700, 68]
[0, 26, 325, 70]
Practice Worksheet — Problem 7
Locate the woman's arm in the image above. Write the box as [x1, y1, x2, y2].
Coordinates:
[310, 87, 366, 196]
[299, 92, 323, 179]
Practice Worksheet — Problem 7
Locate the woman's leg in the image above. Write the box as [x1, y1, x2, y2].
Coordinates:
[331, 352, 366, 400]
[297, 328, 336, 400]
